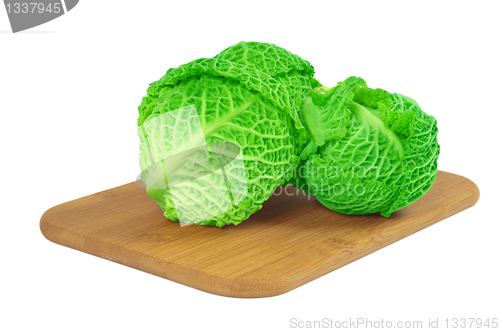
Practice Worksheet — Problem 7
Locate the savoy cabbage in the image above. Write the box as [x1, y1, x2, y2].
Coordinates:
[138, 41, 320, 226]
[292, 76, 439, 217]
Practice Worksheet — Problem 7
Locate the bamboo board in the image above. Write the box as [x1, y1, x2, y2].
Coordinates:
[40, 171, 479, 298]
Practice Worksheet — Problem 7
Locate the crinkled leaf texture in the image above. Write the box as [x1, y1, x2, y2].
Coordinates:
[138, 41, 318, 227]
[293, 76, 440, 217]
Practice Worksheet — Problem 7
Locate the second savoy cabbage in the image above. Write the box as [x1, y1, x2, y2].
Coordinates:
[138, 41, 439, 226]
[292, 76, 440, 217]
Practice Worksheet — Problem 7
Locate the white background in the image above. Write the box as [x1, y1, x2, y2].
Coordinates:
[1, 1, 499, 331]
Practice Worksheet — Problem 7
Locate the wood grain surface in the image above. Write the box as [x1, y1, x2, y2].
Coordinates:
[40, 170, 479, 298]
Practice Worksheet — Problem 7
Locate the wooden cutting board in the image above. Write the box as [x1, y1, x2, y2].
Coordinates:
[40, 171, 479, 298]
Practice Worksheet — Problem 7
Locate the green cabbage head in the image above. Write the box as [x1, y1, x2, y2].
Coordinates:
[137, 41, 320, 227]
[293, 76, 440, 217]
